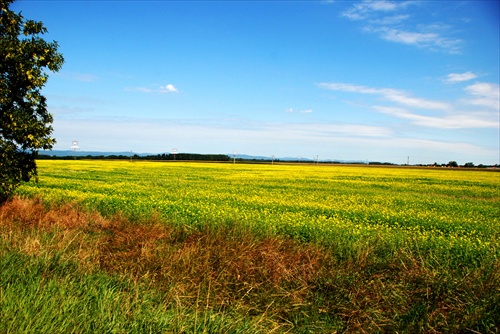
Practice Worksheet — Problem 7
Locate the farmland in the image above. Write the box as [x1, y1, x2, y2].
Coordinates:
[1, 160, 499, 332]
[17, 160, 500, 262]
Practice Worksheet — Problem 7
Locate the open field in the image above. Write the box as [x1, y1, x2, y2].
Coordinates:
[1, 160, 499, 332]
[16, 160, 500, 264]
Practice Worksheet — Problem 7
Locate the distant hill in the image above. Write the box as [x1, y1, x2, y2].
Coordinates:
[40, 150, 373, 164]
[234, 154, 369, 164]
[39, 150, 151, 157]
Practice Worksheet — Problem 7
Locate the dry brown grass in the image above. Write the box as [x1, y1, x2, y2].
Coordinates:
[1, 197, 498, 332]
[0, 197, 327, 328]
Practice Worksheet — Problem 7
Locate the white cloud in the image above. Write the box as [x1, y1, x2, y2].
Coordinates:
[128, 87, 153, 93]
[464, 82, 500, 110]
[126, 84, 179, 94]
[370, 14, 409, 25]
[342, 0, 416, 20]
[317, 82, 450, 110]
[374, 106, 498, 129]
[160, 84, 179, 93]
[313, 123, 391, 137]
[50, 117, 497, 165]
[274, 121, 390, 137]
[287, 108, 313, 114]
[368, 0, 401, 11]
[445, 71, 477, 83]
[52, 118, 391, 153]
[384, 91, 450, 110]
[379, 28, 438, 45]
[371, 27, 462, 53]
[318, 82, 498, 130]
[342, 1, 463, 53]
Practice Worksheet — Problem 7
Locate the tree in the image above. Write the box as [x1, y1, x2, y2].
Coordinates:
[1, 0, 64, 202]
[447, 161, 458, 168]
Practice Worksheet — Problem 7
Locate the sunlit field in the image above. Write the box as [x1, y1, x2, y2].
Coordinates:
[19, 160, 500, 264]
[2, 160, 499, 332]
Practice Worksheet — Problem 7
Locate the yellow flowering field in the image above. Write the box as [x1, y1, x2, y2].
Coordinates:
[18, 160, 499, 267]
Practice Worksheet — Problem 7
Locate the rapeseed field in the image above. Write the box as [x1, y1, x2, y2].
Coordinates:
[1, 160, 498, 332]
[19, 160, 499, 266]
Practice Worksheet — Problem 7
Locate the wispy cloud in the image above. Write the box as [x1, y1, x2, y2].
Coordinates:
[464, 82, 500, 110]
[126, 84, 179, 94]
[369, 27, 462, 53]
[342, 0, 463, 53]
[445, 71, 477, 83]
[369, 14, 409, 25]
[317, 82, 450, 110]
[160, 84, 179, 93]
[51, 117, 496, 164]
[374, 106, 498, 129]
[311, 123, 391, 137]
[342, 0, 416, 20]
[52, 117, 392, 154]
[318, 81, 499, 129]
[286, 108, 313, 114]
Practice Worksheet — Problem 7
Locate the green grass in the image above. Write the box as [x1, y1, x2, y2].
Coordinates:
[0, 251, 264, 333]
[1, 160, 499, 332]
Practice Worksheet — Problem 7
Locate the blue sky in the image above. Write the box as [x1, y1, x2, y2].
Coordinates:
[13, 0, 500, 164]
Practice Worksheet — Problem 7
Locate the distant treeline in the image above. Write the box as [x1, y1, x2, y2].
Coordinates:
[145, 153, 231, 161]
[37, 153, 498, 168]
[38, 153, 231, 162]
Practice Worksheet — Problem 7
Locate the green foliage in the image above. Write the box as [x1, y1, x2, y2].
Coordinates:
[0, 142, 36, 202]
[0, 0, 63, 201]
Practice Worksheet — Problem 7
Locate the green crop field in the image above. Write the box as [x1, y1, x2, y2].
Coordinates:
[17, 160, 500, 262]
[1, 160, 499, 332]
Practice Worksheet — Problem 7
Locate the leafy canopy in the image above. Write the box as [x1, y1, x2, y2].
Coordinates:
[1, 0, 64, 201]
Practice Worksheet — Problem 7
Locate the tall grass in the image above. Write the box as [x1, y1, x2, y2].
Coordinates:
[1, 196, 499, 332]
